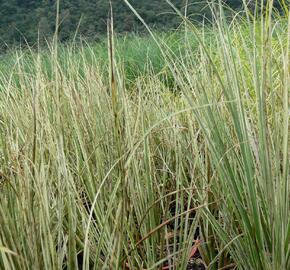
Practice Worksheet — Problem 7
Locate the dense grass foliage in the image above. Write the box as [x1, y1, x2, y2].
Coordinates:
[0, 3, 289, 270]
[0, 31, 205, 88]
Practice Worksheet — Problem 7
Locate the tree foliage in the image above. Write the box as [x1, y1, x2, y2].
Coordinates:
[0, 0, 282, 49]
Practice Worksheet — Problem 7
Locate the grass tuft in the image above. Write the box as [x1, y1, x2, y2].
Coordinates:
[0, 2, 289, 269]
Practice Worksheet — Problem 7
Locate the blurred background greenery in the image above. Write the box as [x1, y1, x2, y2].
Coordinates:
[0, 0, 256, 51]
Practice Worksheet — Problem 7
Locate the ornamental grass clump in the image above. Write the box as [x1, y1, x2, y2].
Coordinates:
[0, 1, 289, 269]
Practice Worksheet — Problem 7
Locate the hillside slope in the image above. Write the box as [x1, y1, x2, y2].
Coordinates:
[0, 0, 243, 48]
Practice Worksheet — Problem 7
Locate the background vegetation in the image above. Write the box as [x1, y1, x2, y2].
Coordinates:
[0, 0, 251, 50]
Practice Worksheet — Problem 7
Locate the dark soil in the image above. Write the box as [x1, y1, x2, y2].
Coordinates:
[186, 257, 206, 270]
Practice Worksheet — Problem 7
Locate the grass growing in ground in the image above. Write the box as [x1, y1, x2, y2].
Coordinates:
[0, 2, 289, 270]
